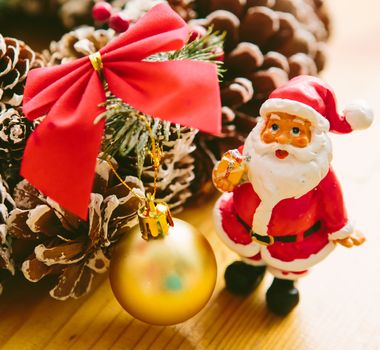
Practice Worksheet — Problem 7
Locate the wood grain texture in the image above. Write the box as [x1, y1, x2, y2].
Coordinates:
[1, 0, 380, 349]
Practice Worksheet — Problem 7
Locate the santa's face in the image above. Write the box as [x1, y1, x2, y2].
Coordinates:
[243, 112, 332, 204]
[261, 112, 312, 154]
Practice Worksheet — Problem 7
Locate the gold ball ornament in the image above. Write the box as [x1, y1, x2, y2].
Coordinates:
[109, 218, 217, 326]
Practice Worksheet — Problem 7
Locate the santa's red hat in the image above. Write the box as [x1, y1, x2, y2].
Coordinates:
[260, 75, 374, 133]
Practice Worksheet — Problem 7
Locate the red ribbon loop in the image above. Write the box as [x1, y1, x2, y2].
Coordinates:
[21, 3, 221, 219]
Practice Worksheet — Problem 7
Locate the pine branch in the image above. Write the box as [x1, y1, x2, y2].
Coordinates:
[149, 28, 225, 78]
[97, 97, 179, 177]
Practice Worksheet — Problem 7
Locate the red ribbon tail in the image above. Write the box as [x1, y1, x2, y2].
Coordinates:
[21, 72, 106, 220]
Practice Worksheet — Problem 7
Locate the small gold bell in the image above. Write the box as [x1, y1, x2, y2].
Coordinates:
[138, 194, 174, 240]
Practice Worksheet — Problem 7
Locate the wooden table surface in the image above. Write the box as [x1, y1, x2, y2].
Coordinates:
[1, 0, 380, 349]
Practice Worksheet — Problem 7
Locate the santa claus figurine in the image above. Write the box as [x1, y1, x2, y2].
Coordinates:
[213, 75, 374, 315]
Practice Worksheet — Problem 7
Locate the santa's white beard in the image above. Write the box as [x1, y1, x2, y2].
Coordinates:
[243, 118, 332, 234]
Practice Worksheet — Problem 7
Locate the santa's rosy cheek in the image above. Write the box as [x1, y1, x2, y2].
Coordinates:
[291, 136, 309, 148]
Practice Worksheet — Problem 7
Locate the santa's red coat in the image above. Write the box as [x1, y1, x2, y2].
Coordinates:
[214, 167, 353, 275]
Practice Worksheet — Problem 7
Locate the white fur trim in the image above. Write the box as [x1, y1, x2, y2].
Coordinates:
[260, 241, 335, 271]
[344, 100, 374, 130]
[267, 266, 309, 281]
[214, 194, 260, 258]
[328, 221, 354, 240]
[251, 200, 276, 236]
[260, 98, 330, 131]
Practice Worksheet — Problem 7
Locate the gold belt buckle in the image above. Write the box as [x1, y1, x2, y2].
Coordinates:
[252, 234, 275, 246]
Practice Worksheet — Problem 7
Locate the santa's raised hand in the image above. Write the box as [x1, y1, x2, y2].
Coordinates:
[335, 230, 366, 248]
[213, 75, 373, 316]
[213, 149, 247, 193]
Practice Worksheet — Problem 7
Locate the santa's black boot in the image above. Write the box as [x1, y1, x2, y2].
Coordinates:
[266, 278, 300, 315]
[224, 261, 266, 295]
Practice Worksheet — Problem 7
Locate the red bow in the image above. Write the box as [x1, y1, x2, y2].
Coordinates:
[21, 3, 221, 220]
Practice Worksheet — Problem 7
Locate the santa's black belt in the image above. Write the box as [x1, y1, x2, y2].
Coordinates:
[236, 215, 321, 246]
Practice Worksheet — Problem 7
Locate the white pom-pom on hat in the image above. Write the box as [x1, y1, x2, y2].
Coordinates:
[344, 100, 374, 131]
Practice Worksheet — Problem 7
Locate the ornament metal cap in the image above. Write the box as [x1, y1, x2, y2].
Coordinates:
[138, 194, 174, 240]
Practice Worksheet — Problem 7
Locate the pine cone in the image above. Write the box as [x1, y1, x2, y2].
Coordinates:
[140, 127, 197, 213]
[0, 175, 16, 294]
[190, 134, 218, 198]
[7, 159, 145, 300]
[116, 127, 198, 214]
[189, 0, 331, 196]
[44, 26, 115, 66]
[0, 107, 35, 189]
[168, 0, 196, 21]
[195, 0, 330, 120]
[0, 34, 45, 107]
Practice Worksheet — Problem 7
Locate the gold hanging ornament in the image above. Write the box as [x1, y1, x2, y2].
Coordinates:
[110, 217, 217, 326]
[108, 116, 217, 325]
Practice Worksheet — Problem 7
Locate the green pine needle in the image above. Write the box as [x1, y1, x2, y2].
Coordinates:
[97, 97, 175, 177]
[155, 28, 226, 78]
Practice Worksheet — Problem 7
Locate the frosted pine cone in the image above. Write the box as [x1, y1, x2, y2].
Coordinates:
[0, 107, 35, 189]
[139, 127, 197, 213]
[44, 26, 115, 66]
[0, 175, 16, 295]
[168, 0, 196, 21]
[116, 126, 198, 214]
[0, 34, 45, 107]
[7, 159, 144, 300]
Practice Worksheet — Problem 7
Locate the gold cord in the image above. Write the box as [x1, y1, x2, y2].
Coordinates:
[138, 115, 162, 199]
[106, 159, 146, 201]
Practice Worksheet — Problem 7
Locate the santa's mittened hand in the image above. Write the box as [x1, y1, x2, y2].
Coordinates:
[212, 150, 247, 193]
[212, 168, 236, 193]
[334, 231, 366, 248]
